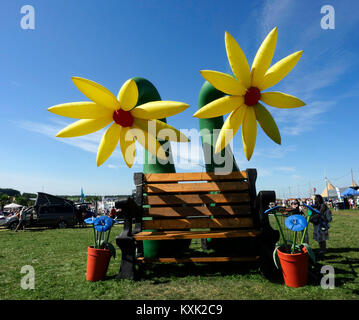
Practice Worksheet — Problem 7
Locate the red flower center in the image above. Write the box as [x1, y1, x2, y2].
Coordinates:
[244, 87, 261, 106]
[113, 109, 134, 127]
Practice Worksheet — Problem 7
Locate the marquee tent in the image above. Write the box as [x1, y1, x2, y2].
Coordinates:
[4, 203, 23, 209]
[341, 187, 359, 197]
[321, 181, 338, 198]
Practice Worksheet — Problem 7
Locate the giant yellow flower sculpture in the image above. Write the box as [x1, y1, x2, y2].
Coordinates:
[48, 77, 189, 168]
[193, 27, 305, 160]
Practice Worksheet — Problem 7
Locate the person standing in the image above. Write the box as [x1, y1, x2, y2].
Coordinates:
[310, 195, 332, 255]
[290, 199, 309, 243]
[110, 207, 116, 219]
[15, 207, 26, 232]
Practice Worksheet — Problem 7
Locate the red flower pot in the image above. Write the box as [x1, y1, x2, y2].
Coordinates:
[277, 247, 309, 288]
[86, 246, 112, 282]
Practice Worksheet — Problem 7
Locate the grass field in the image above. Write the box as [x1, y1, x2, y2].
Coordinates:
[0, 210, 358, 300]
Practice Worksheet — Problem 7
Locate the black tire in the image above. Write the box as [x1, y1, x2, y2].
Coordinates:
[9, 222, 18, 231]
[57, 221, 68, 229]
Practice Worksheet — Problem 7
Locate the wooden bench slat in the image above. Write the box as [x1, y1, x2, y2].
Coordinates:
[144, 205, 251, 217]
[134, 229, 261, 240]
[142, 217, 253, 230]
[144, 193, 251, 205]
[144, 171, 248, 183]
[144, 181, 249, 194]
[137, 256, 260, 263]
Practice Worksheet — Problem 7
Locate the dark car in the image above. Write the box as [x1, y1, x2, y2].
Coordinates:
[5, 192, 76, 230]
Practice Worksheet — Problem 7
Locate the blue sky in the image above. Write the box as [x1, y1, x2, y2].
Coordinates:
[1, 0, 359, 197]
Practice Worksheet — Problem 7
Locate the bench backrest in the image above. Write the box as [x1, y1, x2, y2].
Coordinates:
[133, 169, 260, 232]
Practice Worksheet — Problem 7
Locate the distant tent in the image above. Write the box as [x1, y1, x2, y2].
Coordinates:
[4, 203, 23, 209]
[341, 187, 359, 197]
[321, 180, 337, 198]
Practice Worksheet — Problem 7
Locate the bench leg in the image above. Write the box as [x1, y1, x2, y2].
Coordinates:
[258, 230, 281, 280]
[116, 236, 137, 280]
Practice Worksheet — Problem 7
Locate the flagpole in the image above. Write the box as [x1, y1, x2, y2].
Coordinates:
[351, 168, 355, 187]
[324, 169, 328, 201]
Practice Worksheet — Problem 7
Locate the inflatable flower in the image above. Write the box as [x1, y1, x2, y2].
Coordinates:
[48, 77, 189, 167]
[285, 214, 308, 232]
[84, 217, 96, 224]
[194, 27, 305, 160]
[93, 215, 114, 232]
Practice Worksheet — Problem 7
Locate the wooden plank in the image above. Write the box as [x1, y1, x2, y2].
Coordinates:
[137, 256, 260, 263]
[144, 171, 248, 183]
[144, 205, 251, 217]
[134, 229, 261, 240]
[144, 193, 251, 206]
[142, 217, 253, 230]
[144, 181, 249, 194]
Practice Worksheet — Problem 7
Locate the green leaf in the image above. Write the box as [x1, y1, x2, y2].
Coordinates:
[273, 246, 281, 269]
[107, 243, 116, 259]
[302, 243, 316, 264]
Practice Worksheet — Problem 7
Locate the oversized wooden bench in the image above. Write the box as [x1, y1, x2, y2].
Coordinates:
[115, 169, 279, 280]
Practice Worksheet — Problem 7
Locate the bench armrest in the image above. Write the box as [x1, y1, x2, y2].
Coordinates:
[256, 191, 276, 232]
[115, 196, 138, 237]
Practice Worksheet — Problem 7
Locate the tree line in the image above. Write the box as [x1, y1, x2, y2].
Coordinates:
[0, 189, 37, 209]
[0, 188, 121, 210]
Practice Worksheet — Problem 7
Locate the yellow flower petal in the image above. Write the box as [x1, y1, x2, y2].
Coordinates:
[251, 27, 278, 88]
[72, 77, 121, 111]
[200, 70, 246, 96]
[131, 124, 167, 160]
[260, 92, 305, 108]
[254, 103, 281, 145]
[96, 123, 121, 167]
[56, 117, 113, 138]
[120, 126, 136, 168]
[225, 31, 251, 88]
[193, 95, 244, 119]
[260, 51, 303, 90]
[117, 79, 139, 111]
[134, 118, 189, 142]
[48, 102, 113, 119]
[242, 106, 257, 161]
[131, 101, 189, 120]
[215, 105, 247, 154]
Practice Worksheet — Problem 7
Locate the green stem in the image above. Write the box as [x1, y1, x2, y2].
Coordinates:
[273, 213, 288, 250]
[100, 231, 104, 248]
[106, 228, 111, 247]
[291, 232, 297, 254]
[92, 225, 97, 248]
[300, 215, 311, 244]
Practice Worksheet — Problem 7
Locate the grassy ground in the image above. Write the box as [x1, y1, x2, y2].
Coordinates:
[0, 210, 358, 300]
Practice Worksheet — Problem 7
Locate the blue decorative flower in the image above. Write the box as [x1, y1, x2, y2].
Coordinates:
[285, 214, 308, 232]
[84, 217, 97, 224]
[93, 215, 114, 232]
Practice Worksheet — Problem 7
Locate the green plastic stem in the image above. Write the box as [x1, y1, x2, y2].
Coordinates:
[273, 213, 288, 250]
[92, 225, 97, 248]
[291, 232, 297, 254]
[197, 81, 239, 172]
[300, 215, 311, 245]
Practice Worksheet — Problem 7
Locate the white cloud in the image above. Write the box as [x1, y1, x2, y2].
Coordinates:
[15, 119, 107, 155]
[259, 0, 294, 38]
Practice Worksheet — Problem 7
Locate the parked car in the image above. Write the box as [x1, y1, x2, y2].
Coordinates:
[4, 192, 76, 230]
[0, 213, 10, 226]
